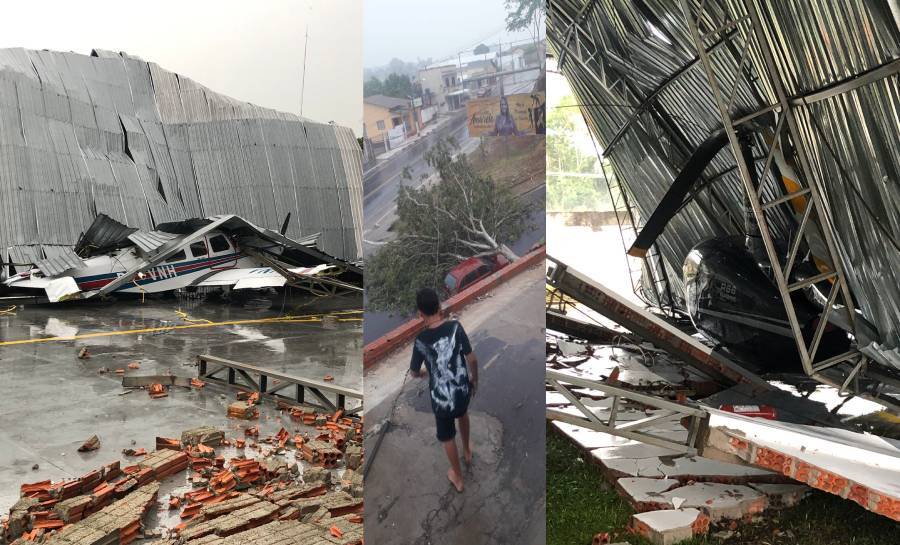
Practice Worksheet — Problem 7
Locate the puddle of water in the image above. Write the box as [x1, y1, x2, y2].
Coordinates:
[228, 326, 286, 353]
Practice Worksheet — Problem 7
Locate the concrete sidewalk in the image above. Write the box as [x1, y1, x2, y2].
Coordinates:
[364, 265, 546, 545]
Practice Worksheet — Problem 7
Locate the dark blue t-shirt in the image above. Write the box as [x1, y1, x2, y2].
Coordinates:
[410, 320, 473, 418]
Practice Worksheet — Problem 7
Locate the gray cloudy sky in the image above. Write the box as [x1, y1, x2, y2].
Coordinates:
[364, 0, 541, 68]
[0, 0, 363, 135]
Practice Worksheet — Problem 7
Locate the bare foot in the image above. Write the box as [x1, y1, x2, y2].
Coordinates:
[447, 468, 464, 492]
[463, 447, 473, 466]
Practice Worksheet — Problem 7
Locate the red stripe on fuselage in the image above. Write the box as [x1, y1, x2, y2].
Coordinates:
[75, 254, 239, 291]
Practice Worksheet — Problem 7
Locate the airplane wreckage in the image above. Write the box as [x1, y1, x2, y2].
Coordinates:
[2, 214, 362, 303]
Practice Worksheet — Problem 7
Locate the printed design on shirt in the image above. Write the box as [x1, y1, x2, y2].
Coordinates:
[416, 323, 469, 413]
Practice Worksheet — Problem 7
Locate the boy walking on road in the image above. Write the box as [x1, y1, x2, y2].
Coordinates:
[409, 287, 479, 492]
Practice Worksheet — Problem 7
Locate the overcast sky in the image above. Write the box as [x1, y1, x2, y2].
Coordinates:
[364, 0, 542, 68]
[0, 0, 362, 134]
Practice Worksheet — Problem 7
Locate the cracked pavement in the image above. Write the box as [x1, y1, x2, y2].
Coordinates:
[364, 266, 546, 544]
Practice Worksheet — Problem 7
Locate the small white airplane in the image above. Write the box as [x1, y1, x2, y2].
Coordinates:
[3, 214, 361, 303]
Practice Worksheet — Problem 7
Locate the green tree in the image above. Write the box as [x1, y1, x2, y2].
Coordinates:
[367, 140, 531, 312]
[505, 0, 545, 33]
[547, 93, 613, 212]
[382, 73, 415, 98]
[474, 43, 491, 55]
[364, 77, 383, 97]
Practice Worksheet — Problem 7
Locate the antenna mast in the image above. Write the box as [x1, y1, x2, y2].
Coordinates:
[300, 25, 309, 116]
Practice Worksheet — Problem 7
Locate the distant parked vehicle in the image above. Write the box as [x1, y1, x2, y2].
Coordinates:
[443, 253, 509, 296]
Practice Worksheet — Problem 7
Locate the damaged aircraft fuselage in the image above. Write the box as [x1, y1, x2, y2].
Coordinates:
[2, 214, 358, 303]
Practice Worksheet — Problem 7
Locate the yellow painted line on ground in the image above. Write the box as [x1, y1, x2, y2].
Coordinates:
[0, 310, 363, 347]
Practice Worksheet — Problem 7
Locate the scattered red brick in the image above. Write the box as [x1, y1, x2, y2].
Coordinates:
[78, 435, 101, 452]
[148, 383, 168, 398]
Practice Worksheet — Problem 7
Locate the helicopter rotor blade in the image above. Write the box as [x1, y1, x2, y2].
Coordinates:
[627, 131, 731, 257]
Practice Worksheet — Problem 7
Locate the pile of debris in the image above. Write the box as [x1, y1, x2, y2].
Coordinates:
[1, 403, 363, 545]
[546, 336, 814, 544]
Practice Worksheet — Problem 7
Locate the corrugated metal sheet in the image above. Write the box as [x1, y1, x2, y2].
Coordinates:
[72, 213, 138, 257]
[0, 47, 363, 273]
[127, 230, 179, 253]
[35, 250, 85, 277]
[548, 0, 900, 369]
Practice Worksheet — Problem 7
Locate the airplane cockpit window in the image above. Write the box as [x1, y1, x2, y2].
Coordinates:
[165, 250, 186, 263]
[189, 241, 208, 258]
[209, 234, 231, 253]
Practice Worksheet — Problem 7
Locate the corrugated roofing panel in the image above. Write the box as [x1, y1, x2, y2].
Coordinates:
[0, 47, 362, 280]
[127, 230, 178, 253]
[35, 247, 85, 276]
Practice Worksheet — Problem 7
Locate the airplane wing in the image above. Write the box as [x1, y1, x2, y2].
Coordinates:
[6, 276, 82, 303]
[196, 264, 332, 290]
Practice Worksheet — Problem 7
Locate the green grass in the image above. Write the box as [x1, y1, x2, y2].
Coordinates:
[546, 424, 898, 545]
[546, 424, 647, 545]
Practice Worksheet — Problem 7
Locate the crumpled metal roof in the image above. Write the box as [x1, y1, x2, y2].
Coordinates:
[35, 247, 85, 277]
[127, 230, 179, 254]
[73, 214, 138, 257]
[548, 0, 900, 370]
[0, 47, 363, 273]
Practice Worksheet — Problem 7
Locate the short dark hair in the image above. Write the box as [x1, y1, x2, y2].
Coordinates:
[416, 287, 441, 316]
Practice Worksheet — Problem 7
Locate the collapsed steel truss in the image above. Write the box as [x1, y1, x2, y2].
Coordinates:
[679, 0, 864, 393]
[547, 368, 708, 455]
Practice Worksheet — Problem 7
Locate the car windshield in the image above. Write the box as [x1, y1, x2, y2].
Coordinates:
[444, 273, 457, 291]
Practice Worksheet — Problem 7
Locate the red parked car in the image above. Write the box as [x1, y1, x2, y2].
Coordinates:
[443, 253, 509, 296]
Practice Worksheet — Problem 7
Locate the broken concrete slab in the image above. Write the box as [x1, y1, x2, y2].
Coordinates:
[616, 478, 679, 511]
[552, 421, 637, 450]
[598, 454, 781, 484]
[545, 391, 571, 406]
[594, 443, 683, 461]
[661, 482, 766, 522]
[630, 508, 709, 545]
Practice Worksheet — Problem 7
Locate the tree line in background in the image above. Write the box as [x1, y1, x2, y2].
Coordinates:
[364, 73, 419, 99]
[547, 93, 615, 213]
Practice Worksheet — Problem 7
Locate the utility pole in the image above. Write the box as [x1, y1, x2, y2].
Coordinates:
[498, 39, 504, 96]
[300, 25, 309, 117]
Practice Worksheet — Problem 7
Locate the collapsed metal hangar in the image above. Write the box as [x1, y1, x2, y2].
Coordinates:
[0, 47, 363, 273]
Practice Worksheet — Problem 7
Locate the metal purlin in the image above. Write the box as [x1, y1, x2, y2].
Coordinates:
[678, 0, 880, 402]
[551, 22, 677, 314]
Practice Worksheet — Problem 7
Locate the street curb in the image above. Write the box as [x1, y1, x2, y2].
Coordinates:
[363, 244, 546, 369]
